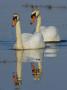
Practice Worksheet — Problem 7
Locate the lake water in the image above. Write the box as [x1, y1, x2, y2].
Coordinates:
[0, 0, 67, 90]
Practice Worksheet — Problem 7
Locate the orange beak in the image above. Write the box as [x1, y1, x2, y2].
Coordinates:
[12, 19, 17, 27]
[31, 15, 36, 24]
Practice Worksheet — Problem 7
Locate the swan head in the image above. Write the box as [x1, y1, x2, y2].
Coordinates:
[12, 13, 20, 27]
[30, 9, 40, 24]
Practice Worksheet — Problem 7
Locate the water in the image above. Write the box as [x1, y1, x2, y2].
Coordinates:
[0, 0, 67, 90]
[0, 41, 67, 90]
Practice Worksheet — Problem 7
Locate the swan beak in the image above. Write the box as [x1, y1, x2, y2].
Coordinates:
[12, 19, 17, 27]
[31, 16, 36, 24]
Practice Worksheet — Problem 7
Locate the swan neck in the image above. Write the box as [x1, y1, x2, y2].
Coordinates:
[16, 21, 23, 49]
[36, 15, 41, 32]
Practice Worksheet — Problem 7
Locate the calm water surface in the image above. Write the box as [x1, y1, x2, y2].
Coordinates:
[0, 41, 67, 90]
[0, 0, 67, 90]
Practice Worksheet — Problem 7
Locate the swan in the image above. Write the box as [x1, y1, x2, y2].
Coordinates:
[31, 9, 60, 42]
[12, 13, 45, 49]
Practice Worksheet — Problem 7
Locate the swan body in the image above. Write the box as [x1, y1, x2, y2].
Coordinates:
[12, 14, 45, 49]
[22, 32, 45, 49]
[14, 33, 32, 48]
[40, 26, 60, 42]
[14, 32, 45, 49]
[22, 33, 32, 41]
[31, 9, 60, 42]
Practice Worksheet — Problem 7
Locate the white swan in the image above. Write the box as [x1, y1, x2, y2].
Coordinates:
[12, 13, 45, 49]
[31, 9, 60, 42]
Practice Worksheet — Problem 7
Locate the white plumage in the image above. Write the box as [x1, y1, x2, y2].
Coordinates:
[12, 14, 45, 49]
[40, 26, 60, 42]
[31, 9, 60, 42]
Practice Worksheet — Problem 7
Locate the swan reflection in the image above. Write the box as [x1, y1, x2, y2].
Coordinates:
[12, 43, 58, 87]
[12, 49, 44, 87]
[23, 49, 44, 62]
[12, 50, 23, 87]
[44, 43, 58, 57]
[31, 62, 42, 80]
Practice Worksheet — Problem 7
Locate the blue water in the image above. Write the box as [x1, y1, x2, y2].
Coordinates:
[0, 0, 67, 90]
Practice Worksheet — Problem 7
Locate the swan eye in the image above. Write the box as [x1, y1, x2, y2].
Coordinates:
[31, 13, 36, 18]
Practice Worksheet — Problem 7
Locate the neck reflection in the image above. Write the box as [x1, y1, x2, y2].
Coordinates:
[12, 50, 23, 88]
